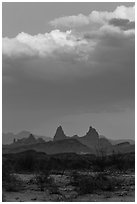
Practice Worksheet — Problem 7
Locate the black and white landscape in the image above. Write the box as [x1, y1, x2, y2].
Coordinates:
[2, 2, 135, 202]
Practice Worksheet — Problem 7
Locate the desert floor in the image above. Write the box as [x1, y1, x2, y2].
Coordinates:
[3, 171, 135, 202]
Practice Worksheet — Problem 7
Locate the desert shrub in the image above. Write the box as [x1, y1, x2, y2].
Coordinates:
[109, 152, 135, 172]
[48, 183, 60, 195]
[93, 173, 123, 191]
[15, 153, 36, 172]
[36, 159, 50, 172]
[35, 170, 59, 193]
[71, 171, 95, 194]
[92, 156, 108, 172]
[3, 162, 11, 181]
[70, 171, 123, 195]
[2, 162, 23, 192]
[35, 170, 51, 191]
[92, 152, 135, 173]
[68, 159, 91, 170]
[3, 172, 23, 192]
[3, 151, 134, 175]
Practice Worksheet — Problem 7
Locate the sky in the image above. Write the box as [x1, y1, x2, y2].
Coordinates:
[2, 2, 135, 140]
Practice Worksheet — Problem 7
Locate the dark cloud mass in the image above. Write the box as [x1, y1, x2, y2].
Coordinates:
[109, 18, 135, 30]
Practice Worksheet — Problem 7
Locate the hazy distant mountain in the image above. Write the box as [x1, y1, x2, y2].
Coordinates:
[3, 126, 135, 155]
[3, 138, 92, 155]
[100, 135, 135, 145]
[2, 131, 52, 144]
[113, 142, 135, 154]
[98, 137, 135, 154]
[11, 134, 46, 147]
[109, 138, 135, 145]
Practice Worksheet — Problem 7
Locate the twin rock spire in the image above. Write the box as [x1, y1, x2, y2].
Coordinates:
[54, 125, 99, 141]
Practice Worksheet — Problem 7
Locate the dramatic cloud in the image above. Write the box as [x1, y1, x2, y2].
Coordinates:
[50, 5, 135, 29]
[2, 26, 134, 63]
[3, 3, 135, 139]
[3, 4, 134, 110]
[3, 5, 134, 66]
[3, 30, 88, 59]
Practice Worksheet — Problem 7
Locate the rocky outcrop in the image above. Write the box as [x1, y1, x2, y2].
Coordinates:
[76, 127, 112, 152]
[53, 126, 67, 141]
[80, 126, 99, 145]
[85, 126, 99, 139]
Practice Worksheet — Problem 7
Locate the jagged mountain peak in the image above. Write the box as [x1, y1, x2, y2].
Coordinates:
[53, 125, 100, 143]
[54, 126, 67, 141]
[57, 125, 63, 131]
[85, 126, 99, 139]
[27, 134, 36, 142]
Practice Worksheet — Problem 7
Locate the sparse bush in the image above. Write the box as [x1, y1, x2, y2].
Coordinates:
[110, 152, 135, 172]
[48, 183, 60, 195]
[93, 173, 123, 191]
[35, 170, 59, 193]
[70, 171, 124, 195]
[92, 154, 108, 172]
[2, 151, 134, 175]
[3, 163, 23, 192]
[35, 170, 51, 191]
[3, 173, 23, 192]
[71, 172, 95, 194]
[15, 153, 36, 172]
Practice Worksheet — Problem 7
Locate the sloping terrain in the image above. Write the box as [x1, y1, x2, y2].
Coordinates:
[3, 138, 92, 155]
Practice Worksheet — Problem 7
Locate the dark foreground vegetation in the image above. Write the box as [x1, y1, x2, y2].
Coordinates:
[2, 150, 135, 201]
[3, 150, 135, 173]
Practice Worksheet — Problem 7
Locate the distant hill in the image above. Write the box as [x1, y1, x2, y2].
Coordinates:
[6, 134, 46, 147]
[2, 130, 52, 144]
[99, 135, 135, 145]
[112, 142, 135, 154]
[109, 138, 135, 145]
[3, 138, 92, 155]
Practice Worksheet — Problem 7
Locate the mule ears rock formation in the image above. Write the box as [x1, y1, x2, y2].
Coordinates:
[84, 126, 99, 140]
[53, 125, 100, 143]
[52, 125, 112, 152]
[54, 126, 67, 141]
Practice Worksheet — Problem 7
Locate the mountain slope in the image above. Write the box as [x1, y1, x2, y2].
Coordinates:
[3, 138, 92, 155]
